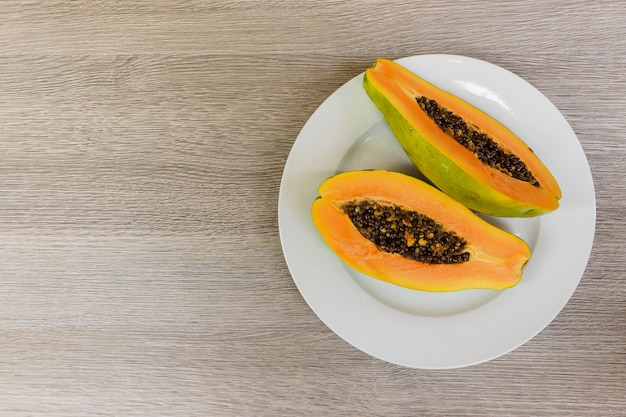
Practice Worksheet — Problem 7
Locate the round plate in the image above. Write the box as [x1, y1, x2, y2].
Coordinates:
[278, 54, 595, 369]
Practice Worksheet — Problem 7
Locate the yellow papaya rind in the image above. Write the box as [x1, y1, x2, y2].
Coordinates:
[312, 170, 531, 292]
[363, 58, 561, 217]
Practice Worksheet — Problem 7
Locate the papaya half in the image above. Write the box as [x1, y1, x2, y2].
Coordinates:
[363, 58, 561, 217]
[312, 170, 531, 292]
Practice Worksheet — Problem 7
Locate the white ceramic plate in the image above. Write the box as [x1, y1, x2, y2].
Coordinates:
[278, 54, 595, 369]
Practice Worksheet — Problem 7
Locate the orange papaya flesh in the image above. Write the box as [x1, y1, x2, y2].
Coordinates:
[312, 170, 531, 292]
[363, 58, 561, 217]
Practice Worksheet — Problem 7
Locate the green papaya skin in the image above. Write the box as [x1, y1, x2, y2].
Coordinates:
[363, 59, 561, 217]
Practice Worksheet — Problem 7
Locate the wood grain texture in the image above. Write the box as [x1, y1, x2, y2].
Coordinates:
[0, 1, 624, 416]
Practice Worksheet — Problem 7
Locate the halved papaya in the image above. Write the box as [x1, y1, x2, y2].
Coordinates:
[363, 58, 561, 217]
[312, 170, 530, 292]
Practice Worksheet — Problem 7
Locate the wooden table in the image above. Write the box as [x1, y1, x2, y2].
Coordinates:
[0, 2, 624, 415]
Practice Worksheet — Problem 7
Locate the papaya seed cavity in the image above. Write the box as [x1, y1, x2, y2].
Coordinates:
[416, 96, 540, 187]
[342, 199, 470, 264]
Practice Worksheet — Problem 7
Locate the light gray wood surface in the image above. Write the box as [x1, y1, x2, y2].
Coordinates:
[0, 1, 624, 416]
